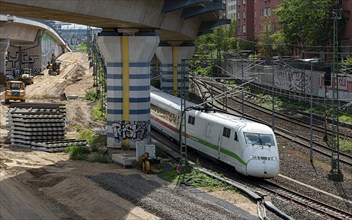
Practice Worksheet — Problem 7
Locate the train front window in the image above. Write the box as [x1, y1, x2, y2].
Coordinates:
[244, 133, 275, 146]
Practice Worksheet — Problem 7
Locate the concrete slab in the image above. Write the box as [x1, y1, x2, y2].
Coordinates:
[112, 153, 136, 168]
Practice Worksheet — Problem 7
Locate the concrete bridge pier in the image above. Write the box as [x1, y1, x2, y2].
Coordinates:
[0, 38, 10, 85]
[156, 42, 195, 96]
[97, 31, 159, 149]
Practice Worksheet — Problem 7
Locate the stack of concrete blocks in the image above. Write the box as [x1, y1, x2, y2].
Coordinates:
[7, 103, 85, 152]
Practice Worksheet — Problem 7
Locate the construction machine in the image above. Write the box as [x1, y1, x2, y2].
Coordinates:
[5, 81, 26, 104]
[47, 60, 61, 76]
[19, 68, 34, 85]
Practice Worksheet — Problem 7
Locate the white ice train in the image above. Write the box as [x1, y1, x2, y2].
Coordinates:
[150, 87, 280, 178]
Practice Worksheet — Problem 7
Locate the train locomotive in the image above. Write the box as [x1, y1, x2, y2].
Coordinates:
[150, 87, 280, 178]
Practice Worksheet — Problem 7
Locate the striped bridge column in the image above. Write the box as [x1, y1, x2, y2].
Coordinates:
[97, 32, 159, 149]
[156, 42, 195, 96]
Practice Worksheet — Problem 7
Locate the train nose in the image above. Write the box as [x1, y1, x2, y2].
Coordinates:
[246, 160, 280, 178]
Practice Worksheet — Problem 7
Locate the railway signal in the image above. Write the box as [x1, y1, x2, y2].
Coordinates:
[328, 2, 343, 182]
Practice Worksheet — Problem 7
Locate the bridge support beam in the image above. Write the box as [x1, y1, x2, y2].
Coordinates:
[97, 32, 159, 149]
[0, 38, 10, 85]
[156, 42, 194, 96]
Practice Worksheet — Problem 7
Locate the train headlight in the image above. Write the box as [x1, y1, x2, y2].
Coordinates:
[271, 157, 277, 161]
[249, 155, 259, 160]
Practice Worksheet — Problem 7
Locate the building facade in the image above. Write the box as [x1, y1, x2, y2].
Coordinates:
[236, 0, 279, 40]
[235, 0, 351, 56]
[341, 0, 352, 56]
[226, 0, 237, 19]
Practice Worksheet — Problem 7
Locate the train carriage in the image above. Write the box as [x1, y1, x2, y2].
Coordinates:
[150, 87, 280, 178]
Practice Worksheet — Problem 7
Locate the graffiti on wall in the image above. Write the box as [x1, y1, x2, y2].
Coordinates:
[111, 121, 149, 143]
[6, 50, 41, 73]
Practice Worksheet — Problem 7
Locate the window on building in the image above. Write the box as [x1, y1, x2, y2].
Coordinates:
[243, 25, 246, 33]
[268, 8, 271, 16]
[223, 127, 231, 138]
[264, 8, 267, 16]
[243, 0, 246, 4]
[254, 10, 257, 18]
[237, 11, 241, 19]
[188, 115, 195, 125]
[243, 11, 246, 19]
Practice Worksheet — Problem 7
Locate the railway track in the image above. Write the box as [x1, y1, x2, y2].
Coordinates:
[194, 78, 352, 140]
[151, 130, 352, 220]
[192, 78, 352, 167]
[258, 180, 352, 220]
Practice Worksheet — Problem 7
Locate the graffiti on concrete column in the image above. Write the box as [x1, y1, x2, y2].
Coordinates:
[112, 121, 149, 143]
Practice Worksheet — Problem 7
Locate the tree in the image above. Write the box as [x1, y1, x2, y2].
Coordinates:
[275, 0, 335, 53]
[191, 19, 238, 75]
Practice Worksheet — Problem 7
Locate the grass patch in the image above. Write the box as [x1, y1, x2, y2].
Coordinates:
[92, 101, 106, 121]
[65, 145, 90, 160]
[255, 94, 284, 110]
[77, 129, 106, 149]
[77, 129, 96, 145]
[162, 165, 236, 192]
[84, 89, 98, 101]
[73, 126, 81, 132]
[340, 138, 352, 153]
[340, 114, 352, 125]
[249, 89, 352, 125]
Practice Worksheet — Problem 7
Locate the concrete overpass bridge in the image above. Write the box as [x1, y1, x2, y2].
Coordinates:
[0, 0, 229, 148]
[0, 14, 70, 83]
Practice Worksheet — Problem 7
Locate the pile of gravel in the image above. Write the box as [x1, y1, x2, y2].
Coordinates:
[87, 172, 246, 220]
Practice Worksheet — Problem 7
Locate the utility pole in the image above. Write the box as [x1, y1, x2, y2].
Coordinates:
[328, 2, 343, 181]
[241, 56, 244, 118]
[179, 59, 188, 167]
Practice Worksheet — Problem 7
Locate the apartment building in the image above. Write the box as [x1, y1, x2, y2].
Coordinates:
[341, 0, 352, 56]
[236, 0, 351, 56]
[236, 0, 279, 39]
[226, 0, 237, 19]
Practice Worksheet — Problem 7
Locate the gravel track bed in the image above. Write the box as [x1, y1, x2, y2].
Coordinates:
[88, 173, 246, 220]
[273, 138, 352, 213]
[271, 197, 324, 220]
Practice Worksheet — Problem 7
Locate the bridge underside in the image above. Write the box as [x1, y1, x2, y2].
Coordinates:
[0, 0, 230, 148]
[0, 0, 228, 41]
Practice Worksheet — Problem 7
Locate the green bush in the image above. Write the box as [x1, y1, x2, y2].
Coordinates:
[339, 114, 352, 125]
[85, 89, 97, 101]
[77, 129, 106, 151]
[65, 145, 90, 160]
[92, 101, 106, 121]
[77, 129, 96, 145]
[340, 138, 352, 153]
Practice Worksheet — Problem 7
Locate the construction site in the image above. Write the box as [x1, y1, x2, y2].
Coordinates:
[0, 52, 260, 220]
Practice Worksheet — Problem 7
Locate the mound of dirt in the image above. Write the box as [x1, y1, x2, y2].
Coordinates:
[26, 52, 92, 100]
